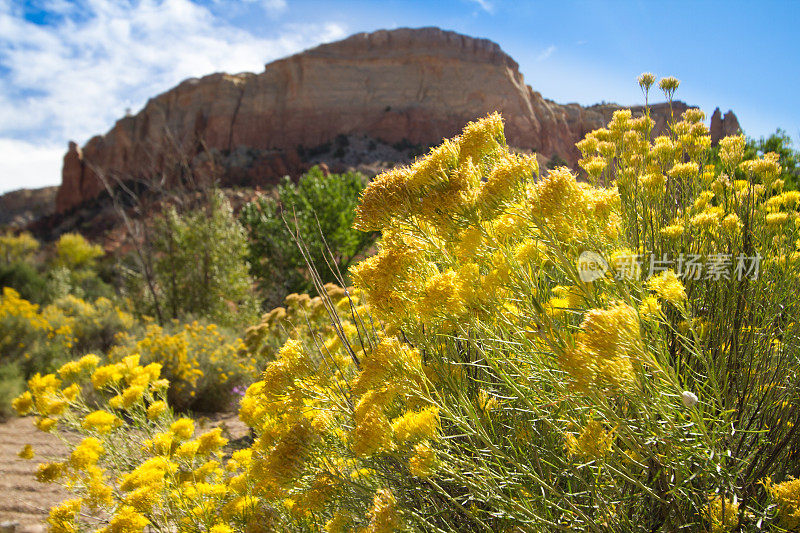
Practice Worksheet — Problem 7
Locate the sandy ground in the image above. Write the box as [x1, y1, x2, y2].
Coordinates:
[0, 413, 248, 532]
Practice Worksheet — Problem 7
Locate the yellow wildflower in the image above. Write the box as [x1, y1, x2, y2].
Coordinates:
[81, 410, 120, 434]
[704, 495, 739, 533]
[47, 498, 82, 533]
[35, 417, 58, 432]
[647, 270, 687, 304]
[35, 462, 65, 483]
[196, 428, 228, 455]
[102, 505, 149, 533]
[69, 437, 104, 470]
[18, 444, 34, 459]
[361, 489, 401, 533]
[11, 391, 34, 415]
[565, 420, 614, 461]
[91, 364, 122, 389]
[766, 477, 800, 529]
[392, 407, 440, 445]
[146, 400, 167, 420]
[61, 383, 80, 402]
[170, 418, 195, 440]
[409, 441, 437, 477]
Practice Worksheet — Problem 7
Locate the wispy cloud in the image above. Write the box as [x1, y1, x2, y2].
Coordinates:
[240, 0, 288, 16]
[536, 44, 556, 61]
[468, 0, 495, 14]
[0, 0, 346, 192]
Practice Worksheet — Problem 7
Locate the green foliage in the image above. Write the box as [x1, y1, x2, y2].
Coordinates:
[545, 153, 568, 169]
[0, 260, 47, 303]
[0, 362, 24, 420]
[145, 189, 257, 328]
[0, 231, 48, 303]
[746, 129, 799, 188]
[240, 166, 377, 307]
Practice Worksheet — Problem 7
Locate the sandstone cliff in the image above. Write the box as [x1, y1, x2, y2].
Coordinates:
[0, 186, 57, 228]
[56, 27, 739, 213]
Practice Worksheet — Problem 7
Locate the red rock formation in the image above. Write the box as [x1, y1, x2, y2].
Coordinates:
[56, 27, 740, 213]
[710, 107, 742, 145]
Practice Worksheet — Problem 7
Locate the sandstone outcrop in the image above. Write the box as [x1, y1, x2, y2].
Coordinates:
[710, 107, 742, 145]
[0, 186, 57, 227]
[56, 27, 739, 213]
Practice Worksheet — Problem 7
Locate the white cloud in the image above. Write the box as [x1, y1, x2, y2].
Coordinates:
[536, 45, 556, 62]
[468, 0, 494, 14]
[254, 0, 288, 15]
[0, 139, 64, 192]
[0, 0, 347, 193]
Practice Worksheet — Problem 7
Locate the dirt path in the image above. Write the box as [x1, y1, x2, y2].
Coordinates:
[0, 416, 68, 532]
[0, 413, 248, 532]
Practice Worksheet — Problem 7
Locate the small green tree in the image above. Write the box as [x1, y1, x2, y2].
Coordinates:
[0, 231, 46, 303]
[148, 189, 257, 327]
[239, 166, 377, 307]
[745, 129, 799, 189]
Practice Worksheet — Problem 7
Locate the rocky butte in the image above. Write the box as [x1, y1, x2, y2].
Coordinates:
[55, 27, 740, 214]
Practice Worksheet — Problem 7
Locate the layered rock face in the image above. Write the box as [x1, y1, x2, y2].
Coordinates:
[0, 186, 57, 227]
[56, 27, 739, 213]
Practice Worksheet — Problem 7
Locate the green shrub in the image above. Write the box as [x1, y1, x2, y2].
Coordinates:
[0, 231, 39, 265]
[0, 362, 24, 420]
[240, 166, 377, 308]
[46, 233, 113, 301]
[0, 261, 47, 303]
[133, 189, 257, 329]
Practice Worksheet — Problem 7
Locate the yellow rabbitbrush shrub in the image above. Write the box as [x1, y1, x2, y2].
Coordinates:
[109, 321, 254, 412]
[17, 77, 800, 532]
[0, 289, 134, 372]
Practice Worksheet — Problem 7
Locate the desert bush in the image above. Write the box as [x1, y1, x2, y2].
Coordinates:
[47, 232, 114, 301]
[0, 231, 48, 302]
[52, 233, 104, 270]
[0, 287, 133, 378]
[16, 77, 800, 532]
[0, 260, 48, 303]
[0, 230, 40, 265]
[0, 362, 24, 420]
[133, 189, 257, 329]
[108, 321, 254, 412]
[242, 282, 350, 369]
[240, 166, 377, 308]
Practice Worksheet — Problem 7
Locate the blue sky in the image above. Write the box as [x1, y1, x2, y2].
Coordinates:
[1, 0, 798, 193]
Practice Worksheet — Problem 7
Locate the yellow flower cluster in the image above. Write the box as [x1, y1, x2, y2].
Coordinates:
[110, 321, 251, 411]
[21, 79, 800, 531]
[565, 420, 614, 461]
[0, 288, 133, 378]
[766, 477, 800, 529]
[704, 495, 740, 533]
[561, 302, 642, 392]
